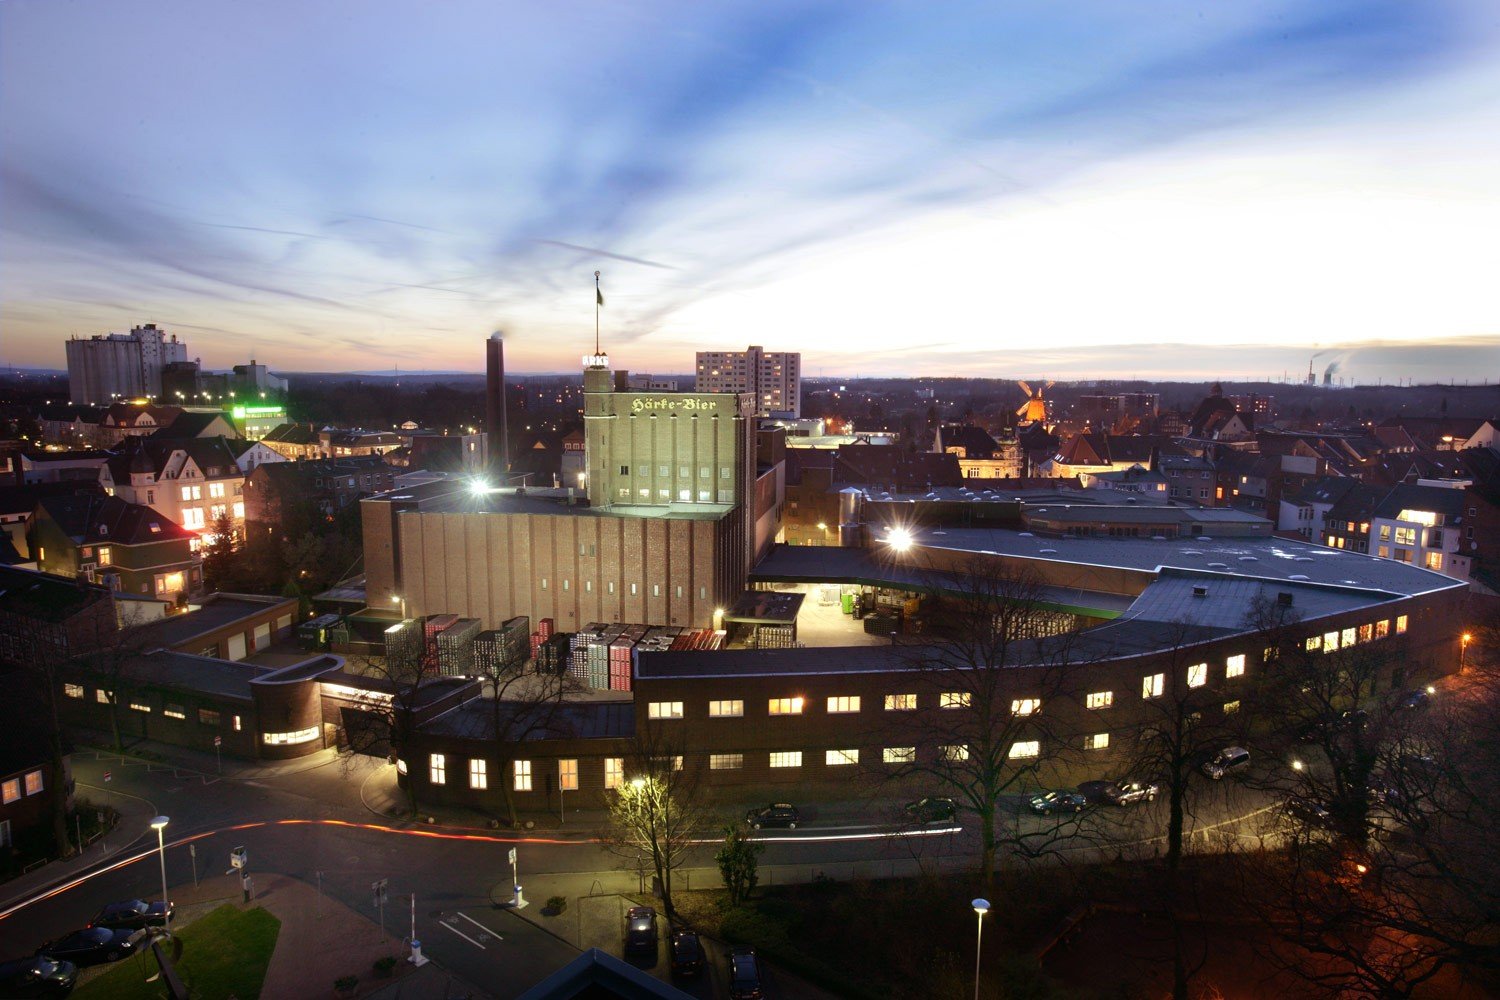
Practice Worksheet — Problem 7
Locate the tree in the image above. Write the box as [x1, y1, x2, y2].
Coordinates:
[601, 725, 714, 921]
[715, 824, 763, 906]
[201, 511, 238, 591]
[477, 653, 578, 828]
[76, 613, 159, 753]
[337, 640, 432, 817]
[881, 553, 1081, 886]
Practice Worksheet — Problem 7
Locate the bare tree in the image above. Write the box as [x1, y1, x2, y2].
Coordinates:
[600, 723, 716, 921]
[75, 614, 160, 753]
[476, 648, 579, 828]
[878, 554, 1082, 886]
[337, 644, 432, 817]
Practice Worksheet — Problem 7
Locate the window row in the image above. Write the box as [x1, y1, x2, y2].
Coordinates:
[536, 579, 710, 600]
[0, 770, 45, 804]
[1304, 617, 1406, 654]
[64, 685, 241, 730]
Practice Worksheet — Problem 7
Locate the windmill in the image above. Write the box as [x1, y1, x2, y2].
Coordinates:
[1016, 379, 1054, 425]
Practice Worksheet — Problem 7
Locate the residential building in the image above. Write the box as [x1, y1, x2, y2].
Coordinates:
[11, 449, 112, 485]
[259, 423, 323, 461]
[100, 437, 250, 537]
[244, 456, 397, 542]
[933, 425, 1022, 479]
[64, 324, 189, 405]
[696, 345, 801, 417]
[1370, 482, 1471, 580]
[28, 495, 201, 606]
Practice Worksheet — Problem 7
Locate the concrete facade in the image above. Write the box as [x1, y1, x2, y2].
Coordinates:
[65, 324, 188, 405]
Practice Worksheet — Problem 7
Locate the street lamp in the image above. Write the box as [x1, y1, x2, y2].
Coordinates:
[1461, 632, 1472, 673]
[971, 898, 990, 1000]
[392, 594, 406, 618]
[150, 816, 171, 931]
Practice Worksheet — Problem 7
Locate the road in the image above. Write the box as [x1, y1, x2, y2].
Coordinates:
[0, 751, 1284, 997]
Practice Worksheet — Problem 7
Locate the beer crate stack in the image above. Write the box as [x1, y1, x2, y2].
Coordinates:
[755, 625, 796, 649]
[474, 629, 504, 675]
[608, 636, 635, 691]
[436, 618, 481, 677]
[863, 609, 901, 636]
[382, 618, 423, 670]
[499, 616, 530, 667]
[536, 633, 572, 674]
[529, 617, 556, 660]
[637, 626, 683, 653]
[422, 614, 460, 672]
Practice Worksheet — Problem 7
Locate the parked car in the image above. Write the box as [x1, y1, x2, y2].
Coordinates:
[1298, 709, 1369, 742]
[90, 898, 174, 930]
[728, 946, 764, 1000]
[904, 796, 958, 824]
[745, 803, 800, 830]
[1390, 689, 1432, 713]
[669, 929, 703, 977]
[1282, 795, 1335, 829]
[1079, 779, 1159, 806]
[1200, 746, 1251, 780]
[36, 927, 145, 967]
[1029, 791, 1087, 815]
[624, 906, 657, 955]
[0, 956, 77, 998]
[1366, 777, 1407, 809]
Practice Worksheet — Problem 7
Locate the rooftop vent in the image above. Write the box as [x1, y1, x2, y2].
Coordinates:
[1277, 592, 1294, 606]
[1192, 585, 1209, 598]
[1207, 561, 1228, 569]
[1039, 548, 1058, 554]
[1289, 574, 1309, 581]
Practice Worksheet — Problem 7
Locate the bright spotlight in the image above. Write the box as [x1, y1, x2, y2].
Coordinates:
[469, 479, 490, 497]
[887, 527, 914, 552]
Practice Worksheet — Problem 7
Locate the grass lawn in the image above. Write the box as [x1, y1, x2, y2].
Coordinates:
[73, 904, 281, 1000]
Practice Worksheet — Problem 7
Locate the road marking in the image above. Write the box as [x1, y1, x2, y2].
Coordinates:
[439, 920, 487, 949]
[455, 911, 502, 940]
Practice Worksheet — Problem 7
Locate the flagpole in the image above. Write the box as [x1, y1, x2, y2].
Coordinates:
[594, 271, 601, 355]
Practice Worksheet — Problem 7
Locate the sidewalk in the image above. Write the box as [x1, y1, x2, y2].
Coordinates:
[0, 781, 160, 914]
[73, 730, 350, 783]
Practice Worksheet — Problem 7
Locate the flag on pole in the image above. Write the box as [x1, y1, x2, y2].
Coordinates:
[597, 286, 604, 307]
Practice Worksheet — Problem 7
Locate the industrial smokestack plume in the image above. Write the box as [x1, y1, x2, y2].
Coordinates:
[485, 332, 509, 478]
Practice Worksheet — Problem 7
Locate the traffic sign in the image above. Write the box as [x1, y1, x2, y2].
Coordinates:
[372, 878, 389, 906]
[214, 735, 222, 747]
[508, 847, 517, 866]
[103, 770, 112, 782]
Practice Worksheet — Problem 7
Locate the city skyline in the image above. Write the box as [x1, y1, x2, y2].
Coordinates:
[3, 0, 1500, 383]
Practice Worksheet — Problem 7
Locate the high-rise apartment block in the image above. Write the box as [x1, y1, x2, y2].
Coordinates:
[696, 345, 800, 417]
[66, 324, 189, 404]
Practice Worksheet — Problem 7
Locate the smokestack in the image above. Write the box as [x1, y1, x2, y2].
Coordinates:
[485, 332, 509, 478]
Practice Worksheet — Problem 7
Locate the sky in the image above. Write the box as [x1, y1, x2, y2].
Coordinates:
[3, 0, 1499, 384]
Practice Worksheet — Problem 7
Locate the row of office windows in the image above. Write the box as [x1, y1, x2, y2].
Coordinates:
[619, 465, 735, 480]
[1303, 616, 1406, 654]
[616, 488, 736, 503]
[64, 684, 242, 730]
[1, 770, 45, 804]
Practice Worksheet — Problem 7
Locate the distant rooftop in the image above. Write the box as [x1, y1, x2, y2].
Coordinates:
[136, 594, 294, 651]
[374, 483, 732, 522]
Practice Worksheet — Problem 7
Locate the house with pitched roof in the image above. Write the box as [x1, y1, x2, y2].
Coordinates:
[29, 494, 200, 606]
[100, 436, 250, 538]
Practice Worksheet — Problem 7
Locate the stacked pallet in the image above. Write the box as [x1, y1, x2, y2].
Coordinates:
[755, 625, 796, 649]
[529, 617, 556, 661]
[863, 610, 901, 636]
[668, 628, 726, 651]
[423, 614, 459, 672]
[382, 618, 423, 670]
[474, 629, 504, 675]
[636, 626, 684, 653]
[436, 618, 481, 677]
[535, 633, 571, 673]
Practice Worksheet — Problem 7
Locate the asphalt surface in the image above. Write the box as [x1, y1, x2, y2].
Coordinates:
[0, 750, 1284, 998]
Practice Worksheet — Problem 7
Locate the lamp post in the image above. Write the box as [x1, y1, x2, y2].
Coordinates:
[971, 897, 990, 1000]
[392, 594, 406, 619]
[1461, 632, 1472, 674]
[150, 816, 170, 931]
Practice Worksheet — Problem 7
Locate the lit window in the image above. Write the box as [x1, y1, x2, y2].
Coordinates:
[24, 770, 44, 795]
[1324, 631, 1340, 653]
[1083, 733, 1110, 750]
[558, 759, 578, 791]
[430, 753, 447, 785]
[1224, 700, 1241, 715]
[708, 700, 743, 718]
[1396, 615, 1408, 634]
[97, 547, 111, 565]
[1008, 741, 1041, 759]
[940, 692, 970, 709]
[0, 778, 18, 804]
[96, 689, 112, 704]
[604, 757, 624, 789]
[1187, 663, 1207, 688]
[826, 696, 861, 714]
[1376, 620, 1390, 638]
[826, 749, 859, 766]
[1358, 624, 1373, 643]
[209, 482, 226, 498]
[180, 486, 193, 502]
[940, 744, 969, 761]
[514, 760, 532, 792]
[130, 700, 151, 713]
[1225, 655, 1246, 678]
[1085, 691, 1113, 710]
[1305, 636, 1322, 652]
[233, 715, 242, 731]
[156, 571, 185, 595]
[64, 683, 84, 699]
[262, 727, 319, 745]
[164, 705, 186, 720]
[884, 694, 917, 711]
[883, 747, 916, 764]
[709, 754, 743, 770]
[1011, 698, 1041, 716]
[768, 697, 804, 716]
[769, 751, 802, 768]
[648, 702, 684, 720]
[1142, 673, 1164, 699]
[182, 508, 204, 529]
[1341, 627, 1357, 648]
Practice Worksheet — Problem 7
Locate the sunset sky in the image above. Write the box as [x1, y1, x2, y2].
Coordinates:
[3, 0, 1498, 383]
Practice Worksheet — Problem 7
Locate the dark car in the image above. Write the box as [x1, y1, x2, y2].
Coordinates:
[36, 926, 145, 966]
[0, 956, 78, 998]
[729, 946, 764, 1000]
[669, 929, 704, 976]
[90, 898, 173, 930]
[1079, 779, 1159, 806]
[1366, 777, 1407, 809]
[1282, 795, 1335, 829]
[904, 796, 958, 824]
[1298, 710, 1369, 742]
[624, 906, 657, 955]
[1201, 745, 1251, 780]
[745, 802, 800, 830]
[1029, 791, 1087, 815]
[1391, 689, 1432, 713]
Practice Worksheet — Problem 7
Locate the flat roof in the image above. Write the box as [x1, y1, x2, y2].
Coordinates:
[725, 591, 804, 624]
[125, 651, 261, 701]
[382, 485, 731, 522]
[137, 595, 292, 650]
[421, 698, 635, 741]
[911, 527, 1462, 598]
